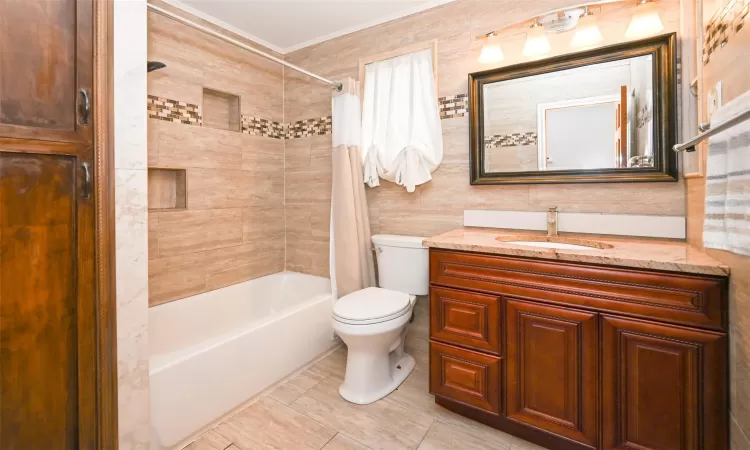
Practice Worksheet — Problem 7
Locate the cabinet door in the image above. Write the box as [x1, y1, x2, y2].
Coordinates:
[0, 0, 97, 448]
[506, 299, 598, 447]
[430, 341, 501, 414]
[430, 287, 501, 354]
[0, 0, 93, 144]
[602, 316, 727, 450]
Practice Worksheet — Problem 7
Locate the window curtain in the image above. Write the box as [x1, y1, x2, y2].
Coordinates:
[330, 78, 377, 299]
[361, 49, 443, 193]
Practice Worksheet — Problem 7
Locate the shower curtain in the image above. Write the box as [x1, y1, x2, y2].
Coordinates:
[330, 78, 376, 298]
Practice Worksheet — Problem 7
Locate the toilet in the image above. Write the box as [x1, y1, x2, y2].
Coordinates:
[332, 234, 428, 405]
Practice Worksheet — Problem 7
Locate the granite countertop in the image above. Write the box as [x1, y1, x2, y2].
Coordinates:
[423, 228, 730, 277]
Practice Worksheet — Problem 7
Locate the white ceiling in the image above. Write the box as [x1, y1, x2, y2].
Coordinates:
[163, 0, 456, 54]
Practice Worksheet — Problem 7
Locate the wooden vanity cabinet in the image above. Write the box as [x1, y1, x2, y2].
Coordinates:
[428, 249, 729, 450]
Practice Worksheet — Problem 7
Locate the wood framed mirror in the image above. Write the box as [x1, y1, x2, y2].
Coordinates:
[469, 33, 678, 185]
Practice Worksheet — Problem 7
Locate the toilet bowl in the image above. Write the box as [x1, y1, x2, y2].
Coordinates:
[332, 234, 427, 405]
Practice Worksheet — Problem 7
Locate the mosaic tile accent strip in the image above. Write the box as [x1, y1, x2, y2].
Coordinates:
[704, 0, 748, 65]
[484, 132, 538, 149]
[439, 94, 469, 119]
[241, 116, 286, 139]
[287, 117, 332, 138]
[147, 95, 202, 125]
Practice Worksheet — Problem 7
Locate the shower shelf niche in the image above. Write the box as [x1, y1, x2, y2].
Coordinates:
[148, 167, 187, 212]
[203, 87, 240, 132]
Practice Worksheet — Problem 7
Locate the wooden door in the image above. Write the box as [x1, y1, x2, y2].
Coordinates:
[506, 298, 598, 448]
[601, 315, 727, 450]
[0, 0, 100, 448]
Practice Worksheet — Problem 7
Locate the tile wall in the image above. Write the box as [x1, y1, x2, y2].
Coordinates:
[689, 1, 750, 447]
[147, 0, 285, 306]
[282, 0, 687, 278]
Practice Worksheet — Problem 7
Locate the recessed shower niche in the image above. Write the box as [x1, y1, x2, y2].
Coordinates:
[202, 87, 241, 132]
[148, 167, 187, 212]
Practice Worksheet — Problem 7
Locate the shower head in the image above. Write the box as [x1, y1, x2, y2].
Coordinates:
[147, 61, 166, 73]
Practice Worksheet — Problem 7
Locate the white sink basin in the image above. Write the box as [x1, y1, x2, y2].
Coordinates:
[503, 241, 601, 250]
[495, 236, 614, 251]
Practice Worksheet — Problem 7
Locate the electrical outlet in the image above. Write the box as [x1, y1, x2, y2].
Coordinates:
[707, 81, 723, 119]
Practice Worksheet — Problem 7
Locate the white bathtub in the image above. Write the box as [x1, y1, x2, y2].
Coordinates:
[149, 272, 337, 450]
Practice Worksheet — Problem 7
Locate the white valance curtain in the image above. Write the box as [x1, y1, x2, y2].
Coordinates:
[361, 49, 444, 193]
[330, 78, 376, 299]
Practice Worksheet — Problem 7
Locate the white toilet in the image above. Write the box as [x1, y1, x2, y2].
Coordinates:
[332, 234, 428, 405]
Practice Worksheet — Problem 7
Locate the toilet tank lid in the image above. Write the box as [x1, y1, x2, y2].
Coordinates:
[371, 234, 427, 249]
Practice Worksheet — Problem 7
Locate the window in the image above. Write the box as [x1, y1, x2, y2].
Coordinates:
[360, 46, 443, 192]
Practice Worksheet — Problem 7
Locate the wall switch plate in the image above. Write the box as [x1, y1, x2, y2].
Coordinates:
[707, 81, 723, 119]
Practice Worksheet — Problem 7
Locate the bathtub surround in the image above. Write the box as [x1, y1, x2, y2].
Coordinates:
[687, 1, 750, 446]
[147, 0, 285, 306]
[283, 0, 687, 277]
[115, 0, 151, 448]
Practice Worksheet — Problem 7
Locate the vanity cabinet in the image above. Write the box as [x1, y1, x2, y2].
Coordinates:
[428, 248, 728, 450]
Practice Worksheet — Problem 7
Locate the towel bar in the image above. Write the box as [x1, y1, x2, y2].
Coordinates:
[674, 108, 750, 152]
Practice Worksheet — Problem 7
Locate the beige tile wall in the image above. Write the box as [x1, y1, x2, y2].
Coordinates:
[283, 0, 686, 277]
[147, 1, 285, 306]
[687, 3, 750, 447]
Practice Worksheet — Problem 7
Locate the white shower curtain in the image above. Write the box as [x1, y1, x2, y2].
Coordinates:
[361, 49, 443, 192]
[330, 78, 377, 299]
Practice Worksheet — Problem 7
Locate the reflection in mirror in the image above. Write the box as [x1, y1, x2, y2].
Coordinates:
[483, 55, 654, 173]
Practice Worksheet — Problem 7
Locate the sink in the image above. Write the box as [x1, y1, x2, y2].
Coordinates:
[495, 236, 614, 251]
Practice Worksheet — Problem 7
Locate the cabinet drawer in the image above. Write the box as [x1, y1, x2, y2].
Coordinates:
[430, 249, 727, 331]
[429, 341, 500, 414]
[430, 287, 501, 354]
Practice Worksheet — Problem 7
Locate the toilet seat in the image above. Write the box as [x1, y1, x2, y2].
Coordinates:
[333, 287, 412, 325]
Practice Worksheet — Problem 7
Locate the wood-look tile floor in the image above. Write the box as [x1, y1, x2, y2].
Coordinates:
[184, 297, 545, 450]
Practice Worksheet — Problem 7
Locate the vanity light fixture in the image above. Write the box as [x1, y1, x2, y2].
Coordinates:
[570, 8, 603, 48]
[523, 22, 552, 58]
[478, 32, 505, 64]
[625, 0, 664, 39]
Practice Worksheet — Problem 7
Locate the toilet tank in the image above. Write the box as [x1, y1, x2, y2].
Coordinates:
[372, 234, 428, 296]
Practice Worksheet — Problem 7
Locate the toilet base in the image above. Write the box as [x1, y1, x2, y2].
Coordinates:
[338, 353, 416, 405]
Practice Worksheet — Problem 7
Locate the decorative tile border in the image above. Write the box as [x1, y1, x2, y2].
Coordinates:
[147, 95, 202, 125]
[704, 0, 748, 65]
[287, 117, 332, 138]
[358, 93, 470, 122]
[485, 132, 538, 148]
[241, 116, 286, 139]
[148, 91, 474, 140]
[439, 94, 469, 119]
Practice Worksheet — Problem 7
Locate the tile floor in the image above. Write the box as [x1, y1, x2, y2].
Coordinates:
[184, 297, 545, 450]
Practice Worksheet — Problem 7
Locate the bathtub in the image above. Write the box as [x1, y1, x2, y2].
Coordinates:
[149, 271, 337, 450]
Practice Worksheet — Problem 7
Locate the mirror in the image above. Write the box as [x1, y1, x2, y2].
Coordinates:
[469, 33, 677, 184]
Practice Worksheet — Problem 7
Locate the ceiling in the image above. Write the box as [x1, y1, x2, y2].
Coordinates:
[164, 0, 456, 54]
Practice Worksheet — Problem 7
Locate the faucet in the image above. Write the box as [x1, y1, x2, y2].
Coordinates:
[547, 207, 559, 237]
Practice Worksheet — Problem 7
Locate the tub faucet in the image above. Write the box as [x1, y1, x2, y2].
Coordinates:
[547, 207, 559, 237]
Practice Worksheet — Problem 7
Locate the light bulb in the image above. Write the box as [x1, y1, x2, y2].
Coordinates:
[625, 0, 664, 39]
[571, 14, 604, 48]
[478, 34, 504, 64]
[523, 25, 551, 58]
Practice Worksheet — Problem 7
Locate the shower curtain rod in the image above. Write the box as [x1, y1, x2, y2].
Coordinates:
[147, 3, 344, 91]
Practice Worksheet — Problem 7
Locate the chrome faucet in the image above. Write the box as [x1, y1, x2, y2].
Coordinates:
[547, 207, 559, 237]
